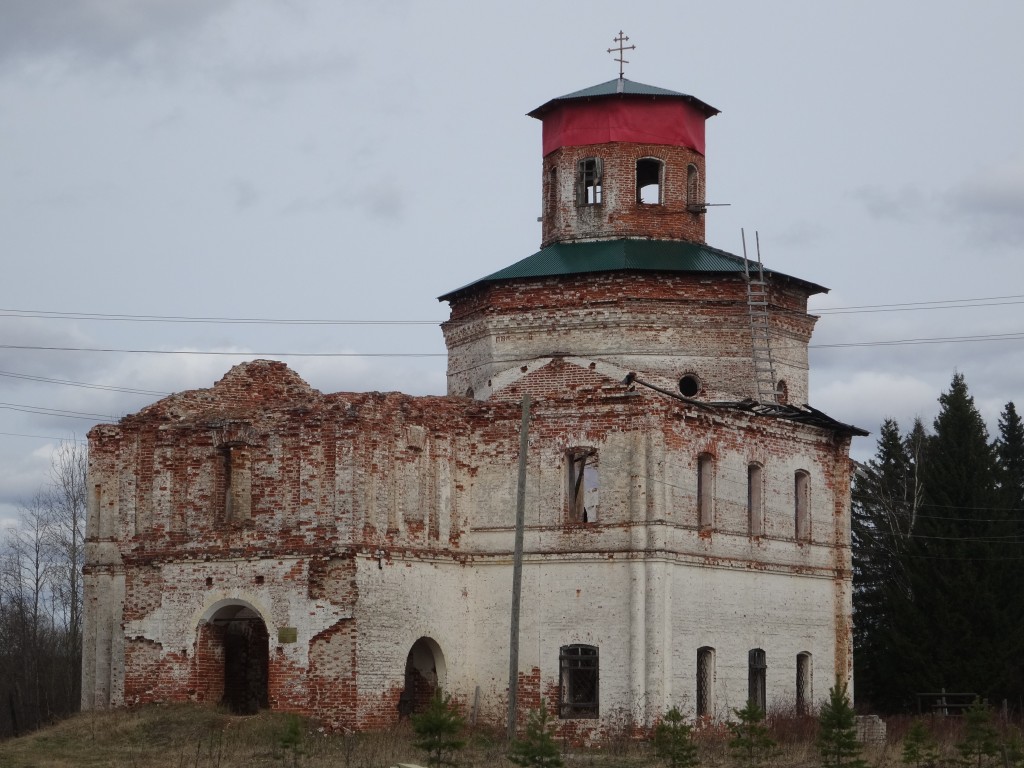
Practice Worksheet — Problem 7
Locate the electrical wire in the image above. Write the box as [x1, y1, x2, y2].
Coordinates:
[0, 369, 169, 397]
[2, 293, 1024, 324]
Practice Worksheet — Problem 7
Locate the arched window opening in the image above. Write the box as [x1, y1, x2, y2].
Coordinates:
[636, 158, 663, 204]
[796, 652, 813, 714]
[686, 164, 705, 212]
[748, 648, 767, 712]
[795, 471, 811, 541]
[748, 463, 764, 537]
[697, 646, 715, 717]
[576, 158, 602, 206]
[776, 379, 789, 405]
[567, 447, 599, 523]
[547, 166, 558, 216]
[698, 453, 715, 530]
[218, 442, 251, 524]
[559, 644, 599, 718]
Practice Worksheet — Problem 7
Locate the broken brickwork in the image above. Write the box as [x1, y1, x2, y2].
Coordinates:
[82, 74, 862, 737]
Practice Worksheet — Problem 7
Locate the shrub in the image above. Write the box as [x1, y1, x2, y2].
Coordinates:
[508, 700, 563, 768]
[653, 706, 699, 768]
[957, 698, 998, 768]
[411, 691, 466, 767]
[729, 699, 777, 768]
[818, 680, 866, 768]
[902, 718, 939, 768]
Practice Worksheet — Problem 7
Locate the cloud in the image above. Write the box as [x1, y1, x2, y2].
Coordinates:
[849, 185, 930, 221]
[230, 178, 260, 211]
[282, 180, 407, 220]
[0, 0, 239, 67]
[945, 157, 1024, 244]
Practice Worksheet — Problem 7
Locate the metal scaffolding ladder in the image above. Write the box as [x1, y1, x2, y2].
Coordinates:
[743, 230, 778, 404]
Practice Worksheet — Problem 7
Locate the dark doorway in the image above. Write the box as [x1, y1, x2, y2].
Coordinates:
[398, 637, 446, 717]
[205, 604, 269, 715]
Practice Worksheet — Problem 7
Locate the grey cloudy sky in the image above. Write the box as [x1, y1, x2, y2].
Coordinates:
[2, 0, 1023, 525]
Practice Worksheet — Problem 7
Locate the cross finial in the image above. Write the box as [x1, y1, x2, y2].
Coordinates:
[607, 31, 636, 80]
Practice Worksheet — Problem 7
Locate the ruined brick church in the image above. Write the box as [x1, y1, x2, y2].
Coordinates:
[82, 71, 865, 734]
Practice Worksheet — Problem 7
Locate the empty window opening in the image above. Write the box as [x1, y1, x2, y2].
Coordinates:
[219, 442, 252, 523]
[636, 158, 663, 204]
[795, 471, 811, 541]
[686, 164, 705, 212]
[547, 166, 558, 216]
[776, 380, 789, 405]
[577, 158, 603, 206]
[748, 464, 764, 537]
[697, 646, 715, 717]
[567, 447, 599, 523]
[679, 373, 701, 398]
[559, 644, 599, 719]
[399, 637, 447, 717]
[91, 483, 102, 540]
[748, 648, 767, 712]
[698, 453, 715, 529]
[796, 652, 812, 714]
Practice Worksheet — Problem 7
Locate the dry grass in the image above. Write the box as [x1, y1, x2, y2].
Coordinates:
[0, 702, 1009, 768]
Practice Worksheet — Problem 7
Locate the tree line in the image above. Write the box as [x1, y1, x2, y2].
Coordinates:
[0, 441, 85, 738]
[852, 373, 1024, 713]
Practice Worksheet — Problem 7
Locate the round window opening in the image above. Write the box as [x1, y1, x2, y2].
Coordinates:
[678, 374, 702, 398]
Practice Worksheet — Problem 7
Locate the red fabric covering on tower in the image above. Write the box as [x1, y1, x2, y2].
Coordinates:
[540, 100, 707, 156]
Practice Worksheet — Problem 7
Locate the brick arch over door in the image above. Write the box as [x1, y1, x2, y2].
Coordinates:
[193, 600, 270, 714]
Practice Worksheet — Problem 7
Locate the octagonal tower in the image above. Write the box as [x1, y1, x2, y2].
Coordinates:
[441, 77, 825, 406]
[529, 78, 720, 247]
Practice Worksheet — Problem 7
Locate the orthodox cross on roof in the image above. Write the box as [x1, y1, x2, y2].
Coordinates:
[607, 31, 636, 79]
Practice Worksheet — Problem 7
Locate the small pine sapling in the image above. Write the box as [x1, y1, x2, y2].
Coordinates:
[653, 706, 699, 768]
[901, 718, 939, 768]
[728, 699, 776, 768]
[508, 700, 563, 768]
[957, 698, 999, 768]
[818, 679, 867, 768]
[411, 690, 467, 768]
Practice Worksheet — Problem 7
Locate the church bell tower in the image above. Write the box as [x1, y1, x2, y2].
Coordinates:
[528, 76, 719, 247]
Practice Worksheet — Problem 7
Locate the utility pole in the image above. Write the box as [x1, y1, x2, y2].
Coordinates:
[507, 393, 531, 739]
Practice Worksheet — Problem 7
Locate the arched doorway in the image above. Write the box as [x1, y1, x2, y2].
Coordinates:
[196, 603, 269, 715]
[398, 637, 446, 716]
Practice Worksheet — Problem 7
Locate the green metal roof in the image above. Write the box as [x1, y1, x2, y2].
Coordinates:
[528, 78, 719, 119]
[438, 239, 827, 301]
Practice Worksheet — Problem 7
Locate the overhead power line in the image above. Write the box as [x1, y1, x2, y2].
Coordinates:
[1, 293, 1024, 325]
[0, 344, 446, 357]
[813, 293, 1024, 314]
[0, 369, 169, 397]
[0, 430, 87, 443]
[4, 327, 1023, 360]
[0, 308, 440, 325]
[0, 401, 119, 421]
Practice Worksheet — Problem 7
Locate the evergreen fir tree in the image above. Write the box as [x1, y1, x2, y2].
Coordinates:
[818, 680, 866, 768]
[411, 690, 466, 767]
[508, 700, 563, 768]
[901, 718, 938, 768]
[886, 374, 1021, 704]
[957, 698, 999, 768]
[653, 706, 699, 768]
[996, 402, 1024, 512]
[852, 418, 918, 709]
[728, 699, 776, 768]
